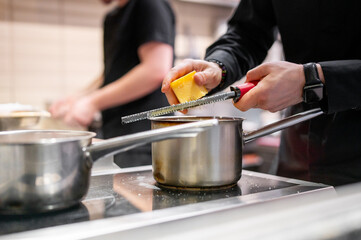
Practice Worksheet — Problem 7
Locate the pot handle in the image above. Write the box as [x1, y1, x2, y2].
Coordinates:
[243, 108, 323, 144]
[84, 119, 219, 162]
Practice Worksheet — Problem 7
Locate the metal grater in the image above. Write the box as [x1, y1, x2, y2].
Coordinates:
[121, 91, 236, 124]
[121, 81, 258, 124]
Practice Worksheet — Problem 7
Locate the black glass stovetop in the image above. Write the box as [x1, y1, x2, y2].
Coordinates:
[0, 168, 296, 235]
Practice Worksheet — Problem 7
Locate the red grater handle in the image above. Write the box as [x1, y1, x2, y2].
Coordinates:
[230, 80, 259, 103]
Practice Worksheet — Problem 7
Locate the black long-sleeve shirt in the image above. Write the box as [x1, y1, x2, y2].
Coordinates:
[205, 0, 361, 186]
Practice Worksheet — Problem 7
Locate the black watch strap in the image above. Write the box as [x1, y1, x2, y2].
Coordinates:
[303, 63, 323, 104]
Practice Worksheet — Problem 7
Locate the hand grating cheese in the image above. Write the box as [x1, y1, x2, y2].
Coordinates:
[170, 71, 208, 103]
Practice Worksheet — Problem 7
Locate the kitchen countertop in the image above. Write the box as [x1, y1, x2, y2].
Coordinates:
[0, 163, 336, 240]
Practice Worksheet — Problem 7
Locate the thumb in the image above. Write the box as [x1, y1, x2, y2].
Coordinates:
[193, 67, 222, 90]
[193, 71, 208, 86]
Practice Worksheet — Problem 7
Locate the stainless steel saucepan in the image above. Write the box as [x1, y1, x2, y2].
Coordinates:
[0, 108, 323, 214]
[150, 108, 323, 189]
[0, 119, 218, 214]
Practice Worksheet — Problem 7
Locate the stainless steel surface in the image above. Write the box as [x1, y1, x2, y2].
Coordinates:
[0, 111, 50, 131]
[121, 91, 236, 124]
[151, 116, 243, 188]
[150, 109, 323, 188]
[0, 130, 95, 214]
[86, 119, 218, 161]
[0, 129, 96, 144]
[0, 120, 218, 214]
[244, 108, 323, 143]
[0, 167, 335, 239]
[95, 180, 358, 240]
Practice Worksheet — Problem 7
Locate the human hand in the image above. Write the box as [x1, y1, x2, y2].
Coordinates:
[49, 96, 77, 119]
[235, 61, 305, 112]
[161, 59, 223, 110]
[63, 96, 99, 127]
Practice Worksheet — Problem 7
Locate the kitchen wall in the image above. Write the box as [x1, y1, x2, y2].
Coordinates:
[0, 0, 111, 108]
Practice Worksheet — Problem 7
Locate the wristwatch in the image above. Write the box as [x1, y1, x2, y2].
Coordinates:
[303, 62, 324, 104]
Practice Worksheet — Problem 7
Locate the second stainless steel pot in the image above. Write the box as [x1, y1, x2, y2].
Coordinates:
[150, 108, 323, 189]
[0, 120, 217, 214]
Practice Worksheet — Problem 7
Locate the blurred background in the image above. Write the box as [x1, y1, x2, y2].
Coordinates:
[0, 0, 283, 172]
[0, 0, 284, 109]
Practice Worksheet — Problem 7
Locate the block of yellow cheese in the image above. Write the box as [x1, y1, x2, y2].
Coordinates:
[170, 71, 208, 103]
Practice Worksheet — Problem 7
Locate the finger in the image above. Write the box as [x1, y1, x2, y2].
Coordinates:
[161, 60, 197, 92]
[74, 112, 91, 126]
[164, 90, 179, 106]
[63, 114, 77, 127]
[164, 91, 188, 114]
[50, 105, 67, 118]
[65, 112, 89, 128]
[246, 64, 270, 82]
[162, 59, 212, 91]
[193, 71, 208, 87]
[48, 101, 62, 114]
[233, 87, 260, 112]
[193, 67, 220, 90]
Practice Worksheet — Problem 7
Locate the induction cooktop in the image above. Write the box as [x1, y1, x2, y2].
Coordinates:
[0, 166, 330, 237]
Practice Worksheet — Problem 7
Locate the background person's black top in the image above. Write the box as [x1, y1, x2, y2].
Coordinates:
[101, 0, 175, 167]
[205, 0, 361, 186]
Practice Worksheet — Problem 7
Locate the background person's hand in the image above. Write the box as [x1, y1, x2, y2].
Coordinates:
[235, 61, 305, 112]
[63, 96, 99, 127]
[49, 95, 78, 119]
[161, 59, 223, 109]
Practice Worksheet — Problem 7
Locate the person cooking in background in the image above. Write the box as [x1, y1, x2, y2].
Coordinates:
[162, 0, 361, 186]
[50, 0, 175, 167]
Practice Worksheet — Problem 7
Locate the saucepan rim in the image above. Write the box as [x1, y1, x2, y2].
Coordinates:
[149, 115, 245, 122]
[0, 129, 96, 144]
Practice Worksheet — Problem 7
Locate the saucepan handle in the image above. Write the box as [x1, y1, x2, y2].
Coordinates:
[243, 108, 323, 144]
[84, 119, 219, 162]
[230, 81, 323, 143]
